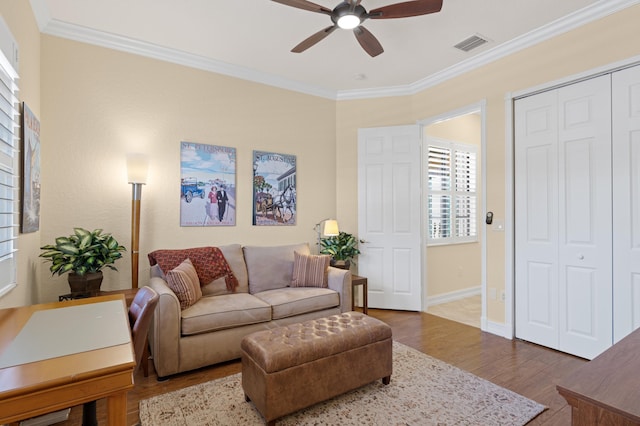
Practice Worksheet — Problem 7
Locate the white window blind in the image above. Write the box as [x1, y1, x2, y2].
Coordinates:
[428, 145, 452, 239]
[0, 47, 19, 297]
[427, 139, 477, 245]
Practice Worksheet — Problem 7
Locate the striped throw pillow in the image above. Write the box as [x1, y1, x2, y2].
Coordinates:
[291, 251, 330, 288]
[165, 258, 202, 309]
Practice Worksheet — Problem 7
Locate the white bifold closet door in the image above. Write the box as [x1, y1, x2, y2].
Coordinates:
[515, 74, 613, 360]
[612, 65, 640, 343]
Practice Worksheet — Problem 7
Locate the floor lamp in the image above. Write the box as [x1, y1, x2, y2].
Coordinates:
[127, 154, 148, 289]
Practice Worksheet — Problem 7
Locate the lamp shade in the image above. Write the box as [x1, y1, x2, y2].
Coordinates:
[323, 219, 339, 236]
[127, 153, 149, 184]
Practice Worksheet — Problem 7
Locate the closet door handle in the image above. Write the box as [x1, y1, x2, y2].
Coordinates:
[577, 254, 584, 260]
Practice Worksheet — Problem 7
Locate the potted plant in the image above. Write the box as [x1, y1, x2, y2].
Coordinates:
[40, 227, 126, 296]
[320, 231, 361, 270]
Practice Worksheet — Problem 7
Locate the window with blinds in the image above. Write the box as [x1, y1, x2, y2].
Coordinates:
[0, 47, 19, 297]
[427, 139, 477, 245]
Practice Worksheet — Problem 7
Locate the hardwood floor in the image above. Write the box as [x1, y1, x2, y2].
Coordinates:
[56, 310, 585, 425]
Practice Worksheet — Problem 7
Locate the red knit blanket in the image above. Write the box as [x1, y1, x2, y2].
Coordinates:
[148, 247, 239, 292]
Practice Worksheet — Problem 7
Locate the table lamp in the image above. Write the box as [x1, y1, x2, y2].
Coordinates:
[315, 218, 340, 250]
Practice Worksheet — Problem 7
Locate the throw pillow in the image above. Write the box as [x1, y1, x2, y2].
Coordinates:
[291, 251, 330, 288]
[165, 258, 202, 309]
[148, 247, 239, 292]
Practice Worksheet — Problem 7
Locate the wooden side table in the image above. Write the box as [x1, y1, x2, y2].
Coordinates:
[351, 275, 368, 315]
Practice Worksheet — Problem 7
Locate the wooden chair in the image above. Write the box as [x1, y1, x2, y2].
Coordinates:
[128, 286, 159, 376]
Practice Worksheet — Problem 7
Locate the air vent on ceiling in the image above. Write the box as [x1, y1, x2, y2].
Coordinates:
[454, 34, 489, 53]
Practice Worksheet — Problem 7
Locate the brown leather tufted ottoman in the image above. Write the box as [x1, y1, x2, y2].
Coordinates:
[241, 312, 392, 425]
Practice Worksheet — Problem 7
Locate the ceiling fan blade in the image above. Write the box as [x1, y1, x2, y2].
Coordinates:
[369, 0, 443, 19]
[271, 0, 332, 15]
[353, 26, 383, 57]
[292, 25, 338, 53]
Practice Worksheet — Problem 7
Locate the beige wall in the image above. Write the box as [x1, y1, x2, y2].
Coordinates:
[33, 37, 337, 303]
[425, 114, 482, 298]
[337, 4, 640, 323]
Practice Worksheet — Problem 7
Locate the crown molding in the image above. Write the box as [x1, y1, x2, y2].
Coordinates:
[337, 0, 640, 100]
[38, 19, 338, 100]
[31, 0, 640, 101]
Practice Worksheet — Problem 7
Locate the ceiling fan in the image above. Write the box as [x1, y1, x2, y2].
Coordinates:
[272, 0, 443, 57]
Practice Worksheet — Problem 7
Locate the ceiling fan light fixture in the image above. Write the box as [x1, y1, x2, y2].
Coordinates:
[276, 0, 444, 56]
[337, 14, 360, 29]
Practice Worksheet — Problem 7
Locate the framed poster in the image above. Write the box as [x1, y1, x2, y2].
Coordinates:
[180, 142, 236, 227]
[252, 150, 296, 226]
[21, 103, 41, 233]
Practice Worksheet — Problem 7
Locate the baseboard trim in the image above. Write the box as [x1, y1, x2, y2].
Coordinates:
[481, 319, 513, 339]
[425, 286, 481, 308]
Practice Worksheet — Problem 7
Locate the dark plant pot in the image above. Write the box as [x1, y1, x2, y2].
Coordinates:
[330, 259, 351, 270]
[68, 272, 103, 297]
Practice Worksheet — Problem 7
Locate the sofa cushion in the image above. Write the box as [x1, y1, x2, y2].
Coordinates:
[253, 287, 340, 320]
[291, 251, 330, 288]
[243, 243, 310, 294]
[201, 244, 249, 296]
[148, 246, 239, 292]
[181, 293, 272, 336]
[165, 258, 202, 309]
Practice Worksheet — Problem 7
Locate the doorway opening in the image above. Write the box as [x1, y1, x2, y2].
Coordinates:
[419, 102, 486, 329]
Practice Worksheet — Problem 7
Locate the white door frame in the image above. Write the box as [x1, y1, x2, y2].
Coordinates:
[505, 54, 640, 340]
[417, 100, 488, 331]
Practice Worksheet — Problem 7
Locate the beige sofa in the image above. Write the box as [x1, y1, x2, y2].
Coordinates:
[147, 243, 352, 378]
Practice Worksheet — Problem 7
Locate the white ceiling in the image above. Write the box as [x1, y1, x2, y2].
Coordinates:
[29, 0, 637, 99]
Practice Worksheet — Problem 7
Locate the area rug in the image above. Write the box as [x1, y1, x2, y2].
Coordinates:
[139, 342, 545, 425]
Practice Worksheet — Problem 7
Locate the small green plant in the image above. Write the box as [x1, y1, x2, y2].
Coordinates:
[320, 231, 361, 263]
[40, 227, 126, 276]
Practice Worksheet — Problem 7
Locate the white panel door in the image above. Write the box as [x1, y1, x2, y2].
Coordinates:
[357, 125, 422, 311]
[515, 75, 612, 359]
[515, 89, 560, 349]
[557, 76, 612, 359]
[613, 64, 640, 342]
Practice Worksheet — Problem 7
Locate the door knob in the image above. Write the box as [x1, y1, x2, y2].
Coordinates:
[578, 254, 584, 260]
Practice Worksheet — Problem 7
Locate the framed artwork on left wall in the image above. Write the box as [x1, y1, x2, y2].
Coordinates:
[21, 102, 41, 233]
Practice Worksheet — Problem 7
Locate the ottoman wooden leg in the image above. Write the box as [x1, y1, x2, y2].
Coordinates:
[382, 375, 391, 385]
